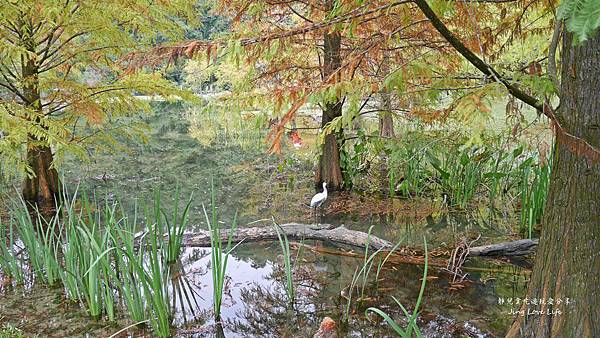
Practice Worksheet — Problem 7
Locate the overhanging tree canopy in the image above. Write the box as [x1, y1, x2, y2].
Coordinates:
[0, 0, 195, 208]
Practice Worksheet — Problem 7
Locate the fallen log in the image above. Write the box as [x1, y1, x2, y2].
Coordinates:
[468, 238, 539, 257]
[181, 223, 538, 258]
[182, 223, 393, 250]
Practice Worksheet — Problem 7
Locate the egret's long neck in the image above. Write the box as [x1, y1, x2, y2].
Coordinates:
[323, 185, 327, 195]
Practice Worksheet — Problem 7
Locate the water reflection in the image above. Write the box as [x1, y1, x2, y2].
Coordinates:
[170, 242, 527, 337]
[0, 103, 529, 336]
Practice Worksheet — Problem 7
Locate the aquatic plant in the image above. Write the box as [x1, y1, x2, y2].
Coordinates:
[273, 219, 296, 305]
[387, 137, 432, 197]
[76, 199, 117, 320]
[59, 189, 84, 301]
[375, 239, 404, 288]
[154, 188, 192, 264]
[135, 216, 172, 336]
[343, 226, 397, 322]
[358, 226, 382, 302]
[427, 146, 492, 208]
[111, 204, 147, 324]
[205, 180, 242, 321]
[0, 219, 25, 285]
[11, 201, 46, 284]
[519, 155, 552, 238]
[0, 186, 190, 337]
[366, 237, 429, 337]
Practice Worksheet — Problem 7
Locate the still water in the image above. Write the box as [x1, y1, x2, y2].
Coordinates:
[0, 103, 528, 337]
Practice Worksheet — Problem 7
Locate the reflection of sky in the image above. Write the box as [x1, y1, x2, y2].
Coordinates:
[168, 242, 527, 337]
[172, 247, 276, 335]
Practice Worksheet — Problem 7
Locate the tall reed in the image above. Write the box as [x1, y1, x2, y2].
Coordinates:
[0, 185, 191, 337]
[274, 219, 296, 305]
[342, 227, 401, 322]
[204, 180, 242, 321]
[520, 155, 552, 238]
[0, 218, 25, 285]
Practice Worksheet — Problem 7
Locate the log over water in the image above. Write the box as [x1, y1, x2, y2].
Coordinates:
[181, 223, 539, 258]
[182, 223, 392, 250]
[468, 238, 538, 257]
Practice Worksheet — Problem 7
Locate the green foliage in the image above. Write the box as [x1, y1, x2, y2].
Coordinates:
[559, 0, 600, 42]
[0, 0, 195, 179]
[340, 130, 376, 188]
[386, 133, 434, 197]
[427, 146, 494, 208]
[379, 125, 550, 216]
[451, 83, 507, 145]
[520, 155, 552, 238]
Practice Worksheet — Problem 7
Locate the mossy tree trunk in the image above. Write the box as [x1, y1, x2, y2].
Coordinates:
[316, 9, 344, 191]
[505, 30, 600, 338]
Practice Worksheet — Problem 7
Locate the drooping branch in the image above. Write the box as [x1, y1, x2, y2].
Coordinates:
[413, 0, 543, 111]
[125, 0, 413, 70]
[414, 0, 600, 162]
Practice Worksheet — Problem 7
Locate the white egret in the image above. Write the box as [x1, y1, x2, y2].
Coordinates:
[310, 182, 328, 218]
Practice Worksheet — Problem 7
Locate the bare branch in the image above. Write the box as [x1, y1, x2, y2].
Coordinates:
[548, 19, 562, 93]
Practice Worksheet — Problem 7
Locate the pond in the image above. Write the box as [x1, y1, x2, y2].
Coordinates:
[0, 103, 529, 337]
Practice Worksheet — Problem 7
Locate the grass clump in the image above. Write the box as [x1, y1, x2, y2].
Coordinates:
[0, 323, 35, 338]
[0, 186, 191, 337]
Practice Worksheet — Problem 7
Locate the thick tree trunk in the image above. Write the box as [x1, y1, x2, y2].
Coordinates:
[22, 143, 60, 209]
[20, 55, 60, 210]
[505, 31, 600, 337]
[316, 119, 343, 191]
[316, 24, 344, 191]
